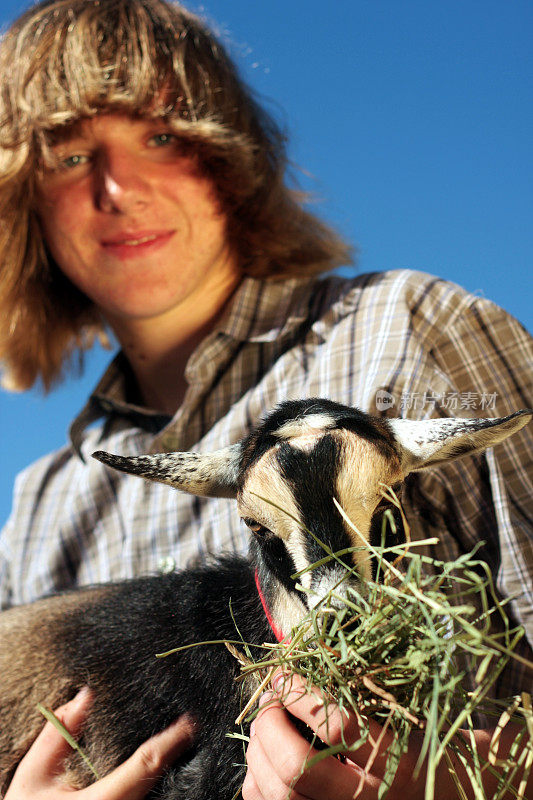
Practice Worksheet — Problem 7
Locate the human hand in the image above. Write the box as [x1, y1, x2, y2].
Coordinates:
[5, 687, 196, 800]
[243, 670, 422, 800]
[242, 671, 494, 800]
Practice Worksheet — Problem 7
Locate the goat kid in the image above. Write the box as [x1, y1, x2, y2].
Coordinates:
[0, 399, 530, 799]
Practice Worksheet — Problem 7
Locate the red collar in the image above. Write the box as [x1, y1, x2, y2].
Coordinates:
[254, 569, 285, 642]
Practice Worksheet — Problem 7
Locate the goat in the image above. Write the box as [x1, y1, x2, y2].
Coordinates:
[0, 398, 530, 799]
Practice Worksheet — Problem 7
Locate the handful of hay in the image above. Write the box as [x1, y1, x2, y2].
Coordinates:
[233, 502, 533, 800]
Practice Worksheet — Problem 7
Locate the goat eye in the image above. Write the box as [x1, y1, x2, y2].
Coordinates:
[243, 518, 271, 536]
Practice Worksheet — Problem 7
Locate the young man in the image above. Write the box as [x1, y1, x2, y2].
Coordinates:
[0, 1, 531, 798]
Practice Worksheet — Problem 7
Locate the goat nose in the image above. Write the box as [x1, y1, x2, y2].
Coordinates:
[308, 564, 357, 609]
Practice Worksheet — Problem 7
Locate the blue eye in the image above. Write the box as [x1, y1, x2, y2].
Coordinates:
[150, 133, 178, 147]
[61, 154, 89, 169]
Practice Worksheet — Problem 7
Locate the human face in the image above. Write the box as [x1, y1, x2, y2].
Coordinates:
[35, 114, 239, 330]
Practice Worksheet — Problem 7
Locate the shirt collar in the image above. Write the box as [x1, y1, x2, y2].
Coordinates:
[68, 275, 315, 458]
[68, 352, 171, 460]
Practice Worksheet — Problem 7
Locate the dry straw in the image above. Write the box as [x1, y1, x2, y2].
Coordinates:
[230, 493, 533, 800]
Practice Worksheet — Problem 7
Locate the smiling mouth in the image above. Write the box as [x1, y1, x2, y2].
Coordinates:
[118, 234, 160, 246]
[102, 230, 174, 256]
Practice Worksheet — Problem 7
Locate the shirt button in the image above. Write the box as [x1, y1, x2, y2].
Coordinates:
[158, 556, 176, 574]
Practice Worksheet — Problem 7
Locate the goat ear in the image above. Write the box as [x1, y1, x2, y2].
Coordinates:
[92, 444, 241, 498]
[387, 409, 532, 473]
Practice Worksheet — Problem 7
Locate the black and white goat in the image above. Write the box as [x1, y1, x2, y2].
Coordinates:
[0, 399, 530, 799]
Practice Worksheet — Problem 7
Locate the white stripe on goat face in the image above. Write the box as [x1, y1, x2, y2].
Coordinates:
[274, 413, 338, 450]
[237, 446, 312, 582]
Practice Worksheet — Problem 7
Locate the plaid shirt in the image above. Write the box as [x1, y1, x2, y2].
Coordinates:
[1, 269, 532, 695]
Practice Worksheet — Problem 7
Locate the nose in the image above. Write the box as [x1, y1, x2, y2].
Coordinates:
[94, 149, 151, 213]
[309, 563, 357, 610]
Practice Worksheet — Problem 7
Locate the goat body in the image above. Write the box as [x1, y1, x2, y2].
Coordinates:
[0, 399, 530, 798]
[0, 557, 269, 798]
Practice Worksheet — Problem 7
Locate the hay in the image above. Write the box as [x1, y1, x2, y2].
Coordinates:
[233, 500, 533, 800]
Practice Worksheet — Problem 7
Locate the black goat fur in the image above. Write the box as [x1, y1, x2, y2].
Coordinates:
[0, 556, 271, 798]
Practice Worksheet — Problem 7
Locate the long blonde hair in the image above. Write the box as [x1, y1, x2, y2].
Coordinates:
[0, 0, 352, 392]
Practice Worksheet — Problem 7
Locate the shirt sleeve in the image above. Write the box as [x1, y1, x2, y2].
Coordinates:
[438, 293, 532, 610]
[405, 283, 533, 693]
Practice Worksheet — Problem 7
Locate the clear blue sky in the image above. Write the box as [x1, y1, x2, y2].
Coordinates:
[1, 0, 532, 528]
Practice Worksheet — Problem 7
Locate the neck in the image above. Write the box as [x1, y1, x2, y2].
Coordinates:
[254, 562, 307, 643]
[105, 271, 241, 416]
[255, 569, 285, 642]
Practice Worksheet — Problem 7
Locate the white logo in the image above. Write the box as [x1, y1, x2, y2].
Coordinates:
[376, 390, 395, 411]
